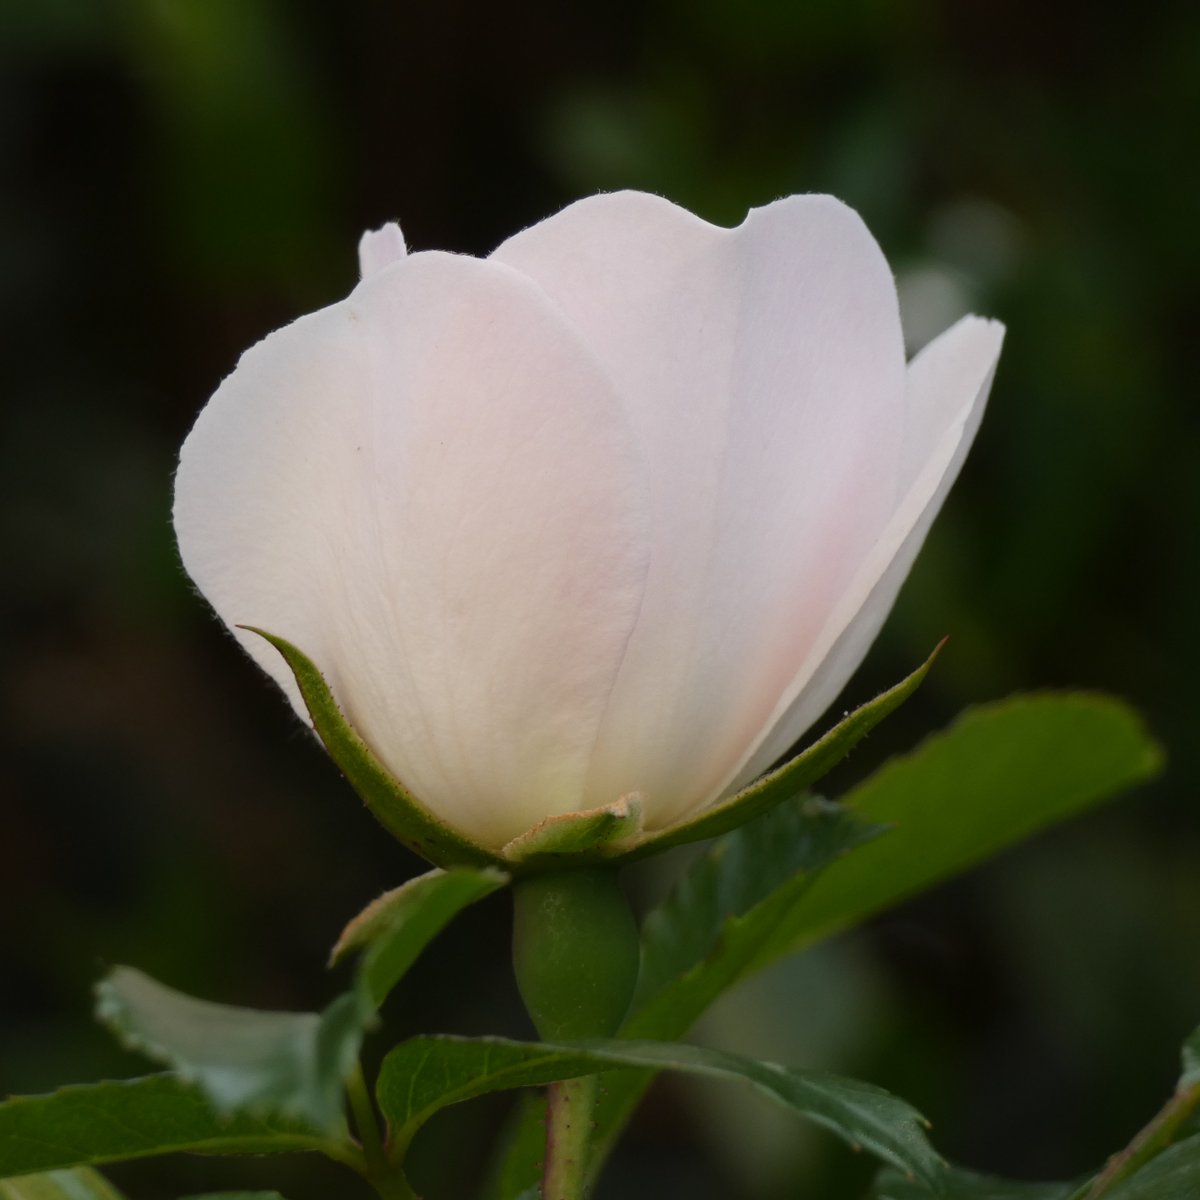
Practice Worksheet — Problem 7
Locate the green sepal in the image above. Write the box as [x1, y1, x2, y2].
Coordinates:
[501, 797, 642, 866]
[246, 629, 935, 868]
[628, 641, 943, 858]
[330, 866, 508, 1008]
[241, 627, 501, 869]
[375, 1034, 943, 1188]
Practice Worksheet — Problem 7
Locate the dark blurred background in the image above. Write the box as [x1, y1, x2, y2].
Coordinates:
[3, 2, 1199, 1197]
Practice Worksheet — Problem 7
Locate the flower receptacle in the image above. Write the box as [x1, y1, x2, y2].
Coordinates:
[511, 867, 640, 1041]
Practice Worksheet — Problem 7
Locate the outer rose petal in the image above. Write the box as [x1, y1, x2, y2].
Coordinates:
[493, 191, 906, 828]
[726, 315, 1005, 792]
[174, 251, 650, 848]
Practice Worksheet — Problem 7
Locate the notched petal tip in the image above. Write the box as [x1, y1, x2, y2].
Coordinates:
[358, 221, 408, 279]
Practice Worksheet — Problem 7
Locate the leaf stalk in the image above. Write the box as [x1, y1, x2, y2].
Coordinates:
[347, 1062, 419, 1200]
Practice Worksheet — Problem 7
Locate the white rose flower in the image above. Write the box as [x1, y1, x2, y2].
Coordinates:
[174, 191, 1002, 855]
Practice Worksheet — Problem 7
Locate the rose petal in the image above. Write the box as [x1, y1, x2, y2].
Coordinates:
[358, 222, 407, 279]
[494, 191, 906, 828]
[726, 315, 1005, 792]
[175, 251, 650, 847]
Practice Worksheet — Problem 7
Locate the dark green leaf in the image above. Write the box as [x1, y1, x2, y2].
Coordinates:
[634, 796, 878, 1006]
[576, 693, 1161, 1182]
[95, 867, 501, 1134]
[478, 1093, 545, 1200]
[757, 692, 1162, 968]
[631, 644, 942, 856]
[244, 628, 500, 868]
[329, 867, 508, 1008]
[0, 1168, 127, 1200]
[0, 1076, 355, 1178]
[1102, 1133, 1200, 1198]
[181, 1194, 290, 1199]
[577, 798, 876, 1172]
[376, 1035, 942, 1187]
[873, 1165, 1072, 1199]
[1070, 1020, 1200, 1199]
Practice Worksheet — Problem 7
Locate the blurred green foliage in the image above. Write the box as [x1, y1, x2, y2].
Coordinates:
[2, 1, 1198, 1197]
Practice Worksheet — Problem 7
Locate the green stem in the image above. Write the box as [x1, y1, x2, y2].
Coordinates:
[347, 1062, 419, 1200]
[543, 1075, 598, 1200]
[511, 868, 638, 1199]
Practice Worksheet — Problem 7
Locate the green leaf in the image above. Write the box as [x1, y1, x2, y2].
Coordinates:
[243, 628, 501, 868]
[94, 969, 356, 1135]
[94, 866, 502, 1135]
[0, 1075, 355, 1178]
[633, 796, 878, 1007]
[631, 643, 942, 856]
[566, 693, 1161, 1183]
[501, 798, 643, 866]
[0, 1169, 127, 1200]
[872, 1166, 1072, 1199]
[566, 797, 875, 1173]
[1101, 1133, 1200, 1199]
[329, 866, 508, 1008]
[376, 1035, 942, 1187]
[759, 692, 1161, 968]
[1068, 1019, 1200, 1199]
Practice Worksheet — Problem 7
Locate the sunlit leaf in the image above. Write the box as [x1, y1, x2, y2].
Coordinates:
[760, 692, 1161, 967]
[0, 1168, 127, 1200]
